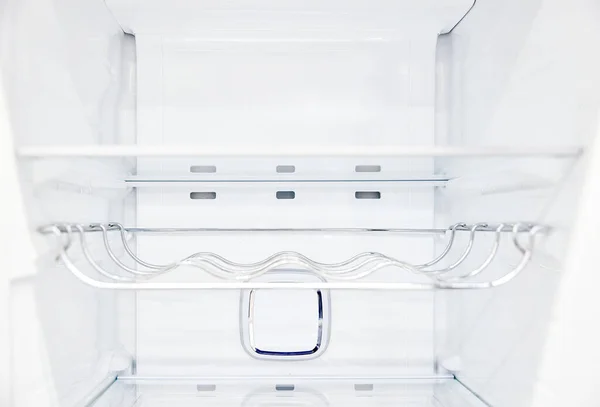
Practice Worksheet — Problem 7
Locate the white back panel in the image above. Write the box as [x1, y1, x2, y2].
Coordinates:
[134, 26, 440, 375]
[135, 35, 439, 149]
[135, 191, 436, 375]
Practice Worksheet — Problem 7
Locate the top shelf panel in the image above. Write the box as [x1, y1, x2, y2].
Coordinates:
[16, 145, 584, 158]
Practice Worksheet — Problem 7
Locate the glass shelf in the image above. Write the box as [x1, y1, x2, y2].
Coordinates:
[17, 145, 582, 194]
[93, 377, 488, 407]
[17, 144, 583, 158]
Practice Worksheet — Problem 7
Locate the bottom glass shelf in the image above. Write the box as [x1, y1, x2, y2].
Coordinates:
[94, 378, 487, 407]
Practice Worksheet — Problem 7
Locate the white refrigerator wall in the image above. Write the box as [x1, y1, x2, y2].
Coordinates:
[531, 116, 600, 407]
[436, 0, 600, 406]
[0, 0, 136, 405]
[445, 0, 600, 148]
[0, 0, 135, 147]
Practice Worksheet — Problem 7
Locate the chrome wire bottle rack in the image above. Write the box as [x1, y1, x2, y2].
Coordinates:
[39, 222, 547, 290]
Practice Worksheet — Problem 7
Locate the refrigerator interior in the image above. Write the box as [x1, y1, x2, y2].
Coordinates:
[2, 0, 599, 406]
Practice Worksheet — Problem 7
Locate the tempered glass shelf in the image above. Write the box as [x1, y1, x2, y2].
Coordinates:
[94, 377, 488, 407]
[17, 144, 583, 158]
[18, 145, 582, 193]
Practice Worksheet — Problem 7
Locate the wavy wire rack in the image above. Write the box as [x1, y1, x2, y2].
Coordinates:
[39, 222, 547, 290]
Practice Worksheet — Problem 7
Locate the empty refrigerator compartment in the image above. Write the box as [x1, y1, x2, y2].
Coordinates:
[3, 0, 599, 403]
[39, 222, 547, 290]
